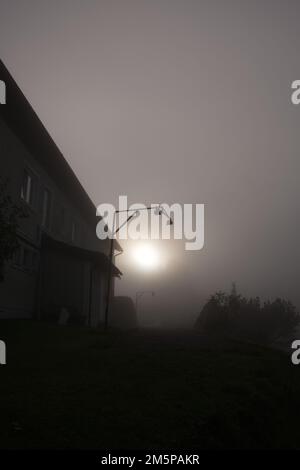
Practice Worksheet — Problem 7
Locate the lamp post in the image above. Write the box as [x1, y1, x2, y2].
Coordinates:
[104, 205, 172, 330]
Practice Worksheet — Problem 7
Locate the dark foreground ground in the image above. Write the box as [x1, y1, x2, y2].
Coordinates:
[0, 321, 299, 449]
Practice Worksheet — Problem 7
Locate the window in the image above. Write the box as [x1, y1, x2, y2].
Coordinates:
[41, 188, 51, 229]
[58, 206, 66, 235]
[71, 221, 76, 243]
[23, 248, 33, 269]
[11, 244, 38, 273]
[12, 246, 22, 266]
[21, 168, 37, 207]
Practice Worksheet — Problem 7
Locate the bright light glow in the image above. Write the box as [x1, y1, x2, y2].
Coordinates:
[132, 243, 161, 270]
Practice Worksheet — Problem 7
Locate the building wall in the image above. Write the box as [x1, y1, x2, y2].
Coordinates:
[89, 268, 106, 327]
[39, 250, 108, 326]
[0, 117, 103, 250]
[0, 116, 108, 320]
[39, 249, 85, 320]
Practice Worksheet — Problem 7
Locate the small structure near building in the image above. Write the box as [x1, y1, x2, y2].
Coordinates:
[0, 79, 5, 104]
[0, 340, 6, 365]
[110, 296, 138, 330]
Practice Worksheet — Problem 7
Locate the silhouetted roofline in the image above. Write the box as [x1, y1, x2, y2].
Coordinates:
[0, 59, 121, 252]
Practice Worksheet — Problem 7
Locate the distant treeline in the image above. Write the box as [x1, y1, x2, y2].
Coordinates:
[195, 284, 300, 344]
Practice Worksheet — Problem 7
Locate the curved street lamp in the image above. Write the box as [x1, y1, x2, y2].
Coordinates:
[104, 204, 172, 330]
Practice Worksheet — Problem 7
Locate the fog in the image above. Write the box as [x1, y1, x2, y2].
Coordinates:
[1, 0, 299, 326]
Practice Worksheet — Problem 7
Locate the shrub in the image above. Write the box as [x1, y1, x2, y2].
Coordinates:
[195, 284, 300, 344]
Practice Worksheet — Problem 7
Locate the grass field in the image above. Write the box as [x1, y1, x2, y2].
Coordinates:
[0, 320, 299, 449]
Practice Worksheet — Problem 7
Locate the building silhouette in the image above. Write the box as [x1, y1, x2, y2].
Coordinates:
[0, 60, 121, 325]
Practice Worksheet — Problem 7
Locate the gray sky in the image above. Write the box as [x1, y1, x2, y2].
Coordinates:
[1, 0, 299, 325]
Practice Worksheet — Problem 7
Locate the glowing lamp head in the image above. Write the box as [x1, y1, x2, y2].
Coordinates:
[133, 243, 161, 270]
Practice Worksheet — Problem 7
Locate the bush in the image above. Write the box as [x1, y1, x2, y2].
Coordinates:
[0, 177, 27, 281]
[195, 284, 300, 344]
